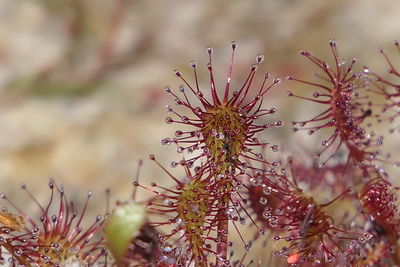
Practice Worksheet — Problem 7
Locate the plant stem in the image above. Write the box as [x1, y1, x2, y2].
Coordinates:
[216, 194, 229, 266]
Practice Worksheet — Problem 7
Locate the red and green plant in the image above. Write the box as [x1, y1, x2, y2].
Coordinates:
[1, 180, 107, 266]
[2, 40, 400, 266]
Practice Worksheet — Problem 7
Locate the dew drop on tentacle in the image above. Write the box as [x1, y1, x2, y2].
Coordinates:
[256, 54, 265, 64]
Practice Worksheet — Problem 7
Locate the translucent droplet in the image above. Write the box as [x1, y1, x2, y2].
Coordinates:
[259, 197, 268, 205]
[256, 54, 265, 64]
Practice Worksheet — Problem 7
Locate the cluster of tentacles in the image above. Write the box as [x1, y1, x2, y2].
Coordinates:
[3, 41, 400, 267]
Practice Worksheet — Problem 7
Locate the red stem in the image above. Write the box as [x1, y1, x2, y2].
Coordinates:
[216, 195, 229, 266]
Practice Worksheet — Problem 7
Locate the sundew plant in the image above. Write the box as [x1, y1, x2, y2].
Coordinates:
[2, 39, 400, 267]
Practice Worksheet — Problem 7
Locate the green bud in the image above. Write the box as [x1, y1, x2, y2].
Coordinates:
[104, 202, 147, 261]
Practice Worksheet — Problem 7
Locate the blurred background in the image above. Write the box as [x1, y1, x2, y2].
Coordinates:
[0, 0, 400, 261]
